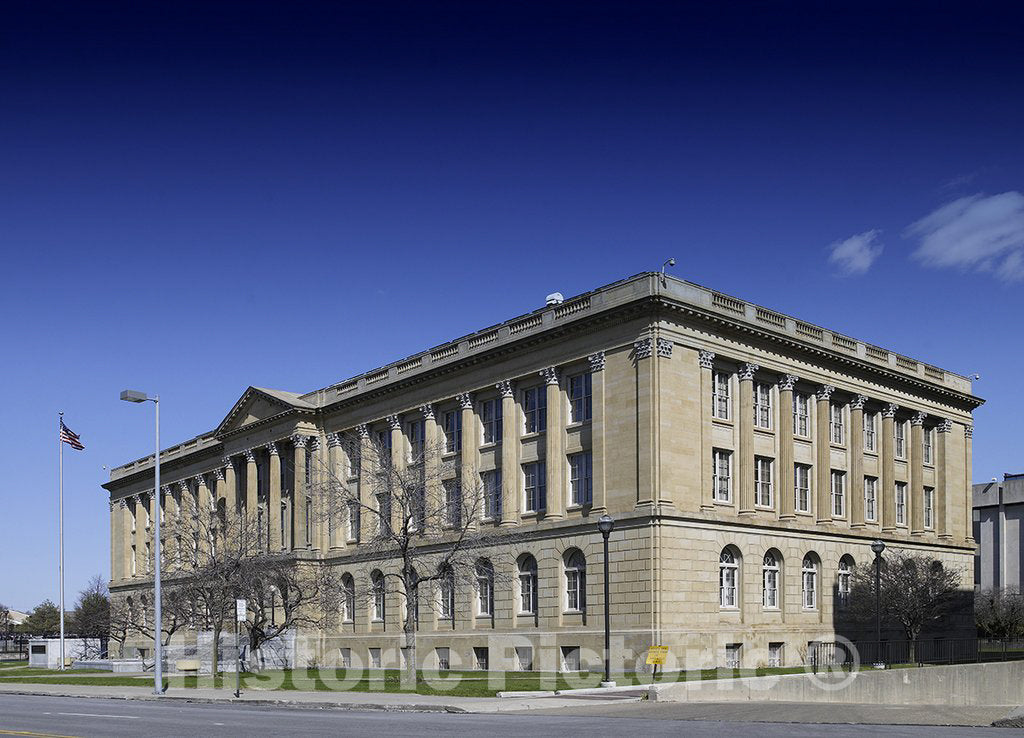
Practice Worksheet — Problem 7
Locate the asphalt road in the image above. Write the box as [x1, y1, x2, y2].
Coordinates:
[0, 695, 1021, 738]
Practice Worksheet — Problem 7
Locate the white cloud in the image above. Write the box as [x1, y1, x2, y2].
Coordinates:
[827, 229, 884, 275]
[906, 191, 1024, 283]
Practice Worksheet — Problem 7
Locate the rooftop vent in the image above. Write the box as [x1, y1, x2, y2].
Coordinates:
[546, 292, 564, 306]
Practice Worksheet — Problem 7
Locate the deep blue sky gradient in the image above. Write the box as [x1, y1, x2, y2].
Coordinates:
[2, 1, 1022, 610]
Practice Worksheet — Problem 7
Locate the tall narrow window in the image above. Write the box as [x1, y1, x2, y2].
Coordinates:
[831, 470, 845, 517]
[480, 398, 503, 445]
[864, 477, 877, 522]
[371, 571, 385, 622]
[762, 551, 780, 608]
[754, 382, 772, 429]
[830, 404, 845, 445]
[713, 450, 732, 503]
[564, 550, 586, 612]
[719, 548, 739, 608]
[443, 479, 462, 528]
[408, 419, 425, 460]
[894, 420, 906, 458]
[568, 372, 592, 423]
[476, 560, 494, 617]
[523, 462, 547, 513]
[794, 463, 811, 513]
[443, 410, 462, 453]
[568, 452, 593, 506]
[895, 482, 907, 525]
[923, 428, 933, 464]
[481, 470, 502, 520]
[346, 501, 360, 542]
[837, 557, 853, 607]
[376, 493, 391, 535]
[522, 386, 547, 434]
[864, 411, 877, 452]
[438, 566, 455, 620]
[793, 392, 809, 436]
[341, 574, 356, 623]
[801, 554, 818, 609]
[518, 555, 538, 615]
[755, 457, 773, 507]
[924, 487, 934, 529]
[712, 371, 731, 420]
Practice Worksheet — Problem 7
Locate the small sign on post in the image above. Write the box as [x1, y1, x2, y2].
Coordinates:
[646, 645, 668, 681]
[234, 599, 246, 698]
[236, 599, 247, 622]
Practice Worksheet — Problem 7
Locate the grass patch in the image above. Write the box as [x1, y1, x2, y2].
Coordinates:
[0, 667, 112, 677]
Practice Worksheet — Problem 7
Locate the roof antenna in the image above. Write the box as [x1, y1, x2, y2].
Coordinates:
[661, 258, 676, 285]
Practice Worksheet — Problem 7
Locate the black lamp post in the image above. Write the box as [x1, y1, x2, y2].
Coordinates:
[870, 539, 886, 668]
[598, 514, 615, 687]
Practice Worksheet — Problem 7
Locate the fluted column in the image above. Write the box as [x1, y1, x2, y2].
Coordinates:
[119, 499, 132, 580]
[195, 474, 211, 556]
[777, 375, 798, 519]
[326, 433, 343, 549]
[292, 435, 309, 548]
[109, 500, 120, 581]
[634, 339, 655, 507]
[458, 393, 479, 527]
[590, 352, 608, 513]
[910, 412, 926, 534]
[179, 481, 194, 566]
[267, 443, 282, 551]
[357, 424, 372, 540]
[541, 368, 564, 518]
[937, 419, 953, 538]
[815, 385, 834, 523]
[387, 416, 403, 534]
[134, 495, 146, 576]
[244, 448, 258, 517]
[850, 395, 867, 527]
[699, 350, 716, 510]
[498, 380, 518, 526]
[881, 404, 898, 530]
[964, 424, 974, 543]
[222, 456, 237, 514]
[738, 363, 758, 515]
[162, 485, 176, 570]
[421, 405, 440, 536]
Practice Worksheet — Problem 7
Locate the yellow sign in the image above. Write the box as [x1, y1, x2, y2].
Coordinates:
[646, 646, 669, 666]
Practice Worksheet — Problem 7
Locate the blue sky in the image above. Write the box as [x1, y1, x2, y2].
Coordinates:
[2, 1, 1022, 611]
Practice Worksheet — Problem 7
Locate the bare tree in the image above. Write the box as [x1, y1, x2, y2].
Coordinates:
[976, 588, 1024, 640]
[72, 575, 110, 658]
[845, 549, 963, 662]
[313, 430, 520, 688]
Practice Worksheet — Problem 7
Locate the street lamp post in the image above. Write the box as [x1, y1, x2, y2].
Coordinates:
[597, 514, 615, 688]
[121, 389, 164, 695]
[870, 539, 886, 669]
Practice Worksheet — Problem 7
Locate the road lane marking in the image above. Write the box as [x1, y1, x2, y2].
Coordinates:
[0, 730, 77, 737]
[55, 713, 137, 720]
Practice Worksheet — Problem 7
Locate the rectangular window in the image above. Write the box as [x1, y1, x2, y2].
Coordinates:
[712, 371, 731, 420]
[515, 646, 534, 671]
[568, 372, 592, 423]
[864, 411, 877, 452]
[924, 486, 934, 529]
[713, 450, 732, 503]
[473, 646, 489, 671]
[768, 643, 784, 668]
[523, 461, 547, 512]
[864, 477, 877, 522]
[523, 386, 547, 434]
[443, 479, 462, 528]
[793, 392, 809, 436]
[560, 645, 581, 672]
[753, 382, 772, 429]
[895, 482, 907, 525]
[480, 398, 503, 445]
[305, 497, 313, 545]
[895, 420, 906, 458]
[304, 446, 313, 486]
[830, 404, 845, 445]
[408, 419, 425, 460]
[339, 648, 352, 668]
[725, 643, 742, 670]
[831, 470, 845, 517]
[568, 452, 593, 506]
[376, 492, 391, 535]
[346, 501, 360, 542]
[481, 470, 502, 520]
[755, 456, 773, 507]
[443, 410, 462, 453]
[923, 427, 933, 464]
[369, 648, 382, 669]
[436, 647, 450, 671]
[794, 463, 811, 513]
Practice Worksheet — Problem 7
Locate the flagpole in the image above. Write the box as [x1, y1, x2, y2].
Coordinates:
[58, 412, 65, 671]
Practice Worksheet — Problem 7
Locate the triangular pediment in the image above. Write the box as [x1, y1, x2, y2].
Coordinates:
[215, 386, 315, 436]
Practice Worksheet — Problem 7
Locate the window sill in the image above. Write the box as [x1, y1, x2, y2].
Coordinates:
[794, 433, 811, 442]
[830, 443, 846, 450]
[479, 441, 501, 450]
[521, 431, 544, 441]
[754, 425, 773, 434]
[562, 609, 585, 616]
[713, 499, 734, 506]
[517, 611, 536, 617]
[711, 417, 734, 427]
[521, 510, 541, 518]
[795, 509, 813, 516]
[475, 614, 493, 620]
[755, 504, 775, 511]
[566, 419, 592, 429]
[566, 503, 593, 512]
[762, 606, 780, 612]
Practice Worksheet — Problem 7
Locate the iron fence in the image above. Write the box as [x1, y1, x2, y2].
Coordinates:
[808, 637, 1024, 671]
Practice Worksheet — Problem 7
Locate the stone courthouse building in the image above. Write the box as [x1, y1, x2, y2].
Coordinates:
[104, 273, 982, 671]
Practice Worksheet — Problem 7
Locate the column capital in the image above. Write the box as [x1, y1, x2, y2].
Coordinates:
[221, 456, 234, 469]
[178, 480, 191, 493]
[698, 349, 715, 370]
[291, 434, 310, 449]
[850, 394, 868, 410]
[656, 337, 673, 358]
[419, 403, 435, 421]
[118, 498, 128, 510]
[327, 431, 343, 447]
[911, 411, 926, 426]
[815, 384, 835, 400]
[193, 474, 207, 487]
[777, 374, 799, 391]
[386, 414, 401, 431]
[456, 391, 474, 408]
[589, 351, 606, 372]
[266, 441, 279, 456]
[965, 424, 974, 439]
[882, 403, 899, 418]
[356, 423, 370, 439]
[495, 380, 514, 398]
[311, 436, 321, 451]
[739, 363, 760, 381]
[937, 418, 954, 433]
[538, 367, 559, 386]
[160, 485, 171, 495]
[214, 467, 225, 482]
[633, 337, 653, 360]
[243, 448, 257, 463]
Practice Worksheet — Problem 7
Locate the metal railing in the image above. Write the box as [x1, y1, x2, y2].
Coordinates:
[808, 637, 1024, 671]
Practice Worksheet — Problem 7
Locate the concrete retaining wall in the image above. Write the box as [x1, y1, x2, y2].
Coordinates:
[650, 661, 1024, 706]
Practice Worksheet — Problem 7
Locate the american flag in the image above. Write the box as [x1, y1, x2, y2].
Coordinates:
[60, 420, 85, 450]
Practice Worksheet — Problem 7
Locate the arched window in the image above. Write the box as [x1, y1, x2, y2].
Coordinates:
[438, 565, 455, 620]
[476, 559, 494, 616]
[517, 554, 538, 615]
[370, 570, 385, 622]
[341, 573, 356, 623]
[837, 555, 854, 607]
[802, 553, 819, 610]
[719, 548, 739, 608]
[762, 550, 781, 609]
[564, 549, 587, 613]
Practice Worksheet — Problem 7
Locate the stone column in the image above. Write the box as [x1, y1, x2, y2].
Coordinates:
[590, 352, 608, 513]
[149, 490, 160, 573]
[179, 481, 194, 566]
[311, 436, 325, 550]
[292, 435, 309, 549]
[655, 337, 673, 506]
[738, 363, 759, 515]
[356, 424, 372, 540]
[120, 499, 132, 579]
[910, 412, 926, 534]
[267, 442, 282, 551]
[881, 404, 898, 531]
[634, 339, 655, 508]
[161, 485, 176, 571]
[698, 350, 716, 511]
[777, 374, 798, 519]
[134, 494, 146, 576]
[195, 474, 211, 557]
[498, 380, 518, 526]
[540, 369, 564, 518]
[964, 424, 974, 543]
[326, 432, 343, 549]
[937, 419, 953, 539]
[815, 385, 835, 524]
[222, 456, 237, 514]
[421, 405, 440, 537]
[849, 395, 867, 527]
[387, 416, 403, 534]
[109, 500, 120, 581]
[458, 393, 479, 527]
[244, 448, 258, 517]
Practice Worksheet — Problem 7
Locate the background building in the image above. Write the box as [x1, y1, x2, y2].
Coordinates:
[104, 272, 982, 671]
[974, 473, 1024, 591]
